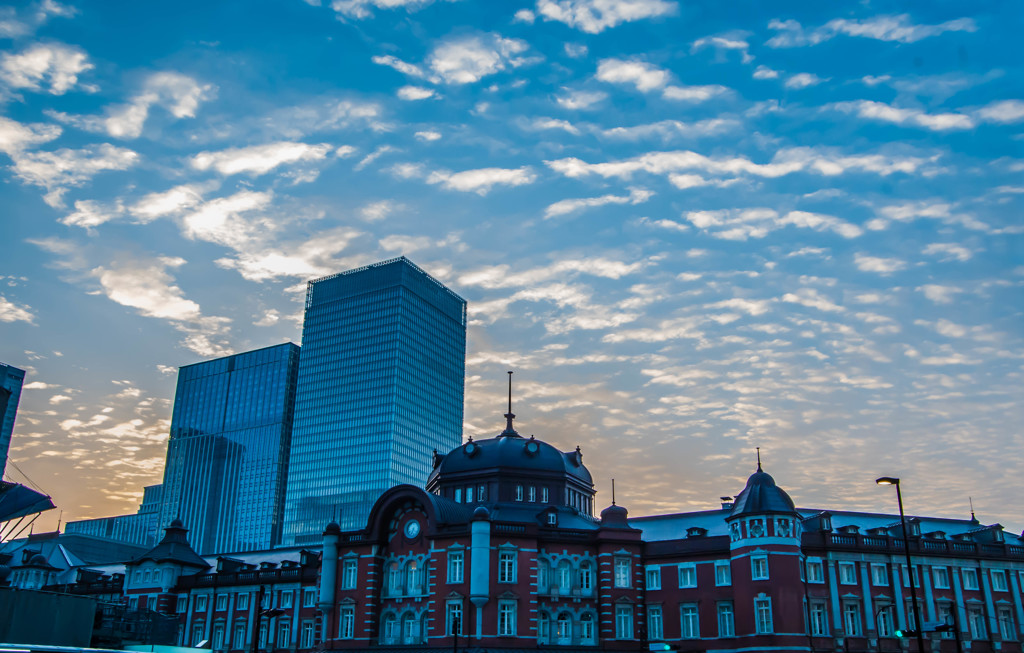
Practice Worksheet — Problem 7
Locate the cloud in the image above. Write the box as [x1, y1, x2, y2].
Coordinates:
[10, 143, 139, 207]
[0, 41, 92, 95]
[513, 8, 535, 23]
[527, 117, 580, 135]
[47, 72, 213, 139]
[922, 242, 973, 262]
[830, 100, 975, 131]
[684, 208, 862, 240]
[853, 253, 906, 275]
[0, 295, 35, 323]
[544, 187, 653, 219]
[261, 98, 387, 139]
[180, 190, 274, 249]
[0, 0, 76, 39]
[415, 130, 441, 141]
[918, 284, 962, 304]
[131, 184, 209, 222]
[372, 54, 428, 79]
[0, 115, 61, 155]
[690, 33, 752, 63]
[427, 33, 533, 85]
[460, 257, 646, 291]
[191, 141, 333, 177]
[426, 166, 536, 194]
[752, 65, 779, 80]
[92, 256, 231, 356]
[328, 0, 444, 19]
[397, 85, 436, 100]
[662, 84, 729, 101]
[596, 58, 669, 92]
[547, 146, 937, 182]
[360, 200, 398, 221]
[535, 0, 676, 34]
[555, 88, 607, 110]
[215, 228, 364, 282]
[975, 99, 1024, 125]
[781, 287, 845, 313]
[766, 14, 977, 48]
[784, 72, 825, 89]
[600, 118, 738, 141]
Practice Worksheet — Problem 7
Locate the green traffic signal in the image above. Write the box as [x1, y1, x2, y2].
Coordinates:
[895, 629, 919, 638]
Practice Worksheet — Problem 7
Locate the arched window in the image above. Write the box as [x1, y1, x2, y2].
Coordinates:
[381, 614, 398, 645]
[578, 562, 593, 593]
[387, 561, 402, 596]
[402, 613, 420, 644]
[557, 561, 572, 593]
[538, 612, 550, 644]
[406, 560, 421, 594]
[537, 560, 550, 592]
[580, 613, 596, 644]
[557, 612, 573, 645]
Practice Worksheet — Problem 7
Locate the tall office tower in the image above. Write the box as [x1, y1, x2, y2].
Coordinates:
[0, 363, 26, 477]
[282, 257, 467, 544]
[66, 483, 164, 546]
[158, 343, 300, 554]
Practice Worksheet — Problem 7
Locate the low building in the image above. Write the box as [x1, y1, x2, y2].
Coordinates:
[53, 409, 1024, 653]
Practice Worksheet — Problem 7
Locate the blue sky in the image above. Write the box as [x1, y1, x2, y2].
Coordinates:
[1, 0, 1022, 533]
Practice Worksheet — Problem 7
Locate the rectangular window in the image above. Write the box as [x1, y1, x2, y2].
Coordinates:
[193, 624, 204, 646]
[969, 607, 986, 640]
[615, 605, 633, 639]
[938, 605, 954, 639]
[515, 485, 523, 501]
[717, 602, 734, 637]
[303, 588, 316, 608]
[807, 559, 824, 583]
[810, 602, 828, 636]
[839, 562, 857, 585]
[963, 568, 979, 590]
[498, 600, 516, 636]
[998, 607, 1015, 641]
[528, 486, 536, 502]
[715, 562, 731, 586]
[542, 487, 549, 503]
[678, 563, 696, 588]
[579, 564, 593, 592]
[455, 488, 462, 502]
[447, 602, 463, 636]
[342, 558, 358, 589]
[301, 622, 315, 648]
[340, 606, 354, 639]
[991, 569, 1008, 592]
[646, 566, 661, 590]
[466, 486, 474, 502]
[680, 604, 699, 638]
[448, 551, 464, 584]
[177, 596, 188, 612]
[213, 624, 224, 649]
[479, 485, 486, 501]
[216, 594, 228, 611]
[648, 605, 663, 641]
[499, 550, 517, 583]
[903, 565, 920, 589]
[751, 556, 769, 581]
[755, 597, 773, 634]
[934, 567, 950, 589]
[843, 603, 861, 636]
[279, 622, 291, 647]
[280, 591, 293, 609]
[234, 623, 248, 649]
[614, 557, 631, 588]
[196, 595, 208, 612]
[877, 605, 894, 636]
[871, 564, 888, 586]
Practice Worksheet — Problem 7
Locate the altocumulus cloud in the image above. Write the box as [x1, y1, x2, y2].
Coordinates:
[0, 41, 92, 94]
[191, 142, 334, 177]
[426, 166, 536, 194]
[536, 0, 677, 34]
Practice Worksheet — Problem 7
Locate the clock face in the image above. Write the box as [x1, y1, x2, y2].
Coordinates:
[404, 519, 421, 538]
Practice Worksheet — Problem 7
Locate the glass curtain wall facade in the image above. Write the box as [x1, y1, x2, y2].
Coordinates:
[158, 343, 300, 554]
[0, 362, 26, 477]
[282, 257, 467, 544]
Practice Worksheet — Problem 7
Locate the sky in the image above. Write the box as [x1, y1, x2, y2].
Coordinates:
[1, 0, 1022, 535]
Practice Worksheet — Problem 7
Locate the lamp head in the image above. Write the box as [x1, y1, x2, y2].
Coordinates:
[875, 477, 900, 486]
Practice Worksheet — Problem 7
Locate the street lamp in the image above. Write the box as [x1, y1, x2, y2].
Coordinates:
[876, 477, 926, 653]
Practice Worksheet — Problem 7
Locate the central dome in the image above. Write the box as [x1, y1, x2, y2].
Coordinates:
[431, 432, 593, 484]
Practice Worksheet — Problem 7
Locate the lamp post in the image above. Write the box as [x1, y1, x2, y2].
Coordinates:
[876, 477, 926, 653]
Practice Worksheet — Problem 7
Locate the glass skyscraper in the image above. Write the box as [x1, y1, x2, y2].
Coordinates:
[0, 362, 26, 477]
[282, 257, 467, 544]
[158, 343, 300, 554]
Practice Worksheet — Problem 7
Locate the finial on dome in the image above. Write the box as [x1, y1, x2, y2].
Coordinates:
[612, 478, 616, 506]
[756, 447, 762, 472]
[501, 370, 518, 436]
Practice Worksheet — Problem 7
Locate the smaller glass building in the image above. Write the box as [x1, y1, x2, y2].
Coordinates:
[158, 343, 300, 554]
[0, 362, 26, 478]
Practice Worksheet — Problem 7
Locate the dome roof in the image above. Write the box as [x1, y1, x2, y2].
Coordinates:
[430, 429, 592, 485]
[28, 553, 48, 567]
[600, 503, 631, 529]
[728, 465, 796, 518]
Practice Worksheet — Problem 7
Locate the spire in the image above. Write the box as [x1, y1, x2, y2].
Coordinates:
[756, 447, 762, 472]
[612, 478, 616, 506]
[500, 370, 518, 436]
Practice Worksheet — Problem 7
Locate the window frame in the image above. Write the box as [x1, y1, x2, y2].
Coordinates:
[715, 561, 731, 587]
[838, 561, 857, 585]
[339, 606, 355, 639]
[647, 605, 663, 641]
[614, 604, 633, 640]
[871, 563, 889, 586]
[646, 566, 661, 590]
[717, 601, 734, 638]
[933, 566, 950, 589]
[963, 568, 979, 591]
[680, 603, 699, 639]
[447, 550, 464, 584]
[751, 555, 769, 581]
[341, 557, 358, 589]
[498, 549, 517, 583]
[498, 600, 517, 636]
[843, 602, 862, 636]
[678, 563, 697, 588]
[991, 569, 1008, 592]
[807, 558, 824, 583]
[755, 597, 773, 634]
[614, 557, 631, 588]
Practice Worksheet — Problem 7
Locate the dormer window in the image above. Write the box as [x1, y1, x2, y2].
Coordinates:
[466, 486, 474, 503]
[516, 484, 524, 501]
[529, 486, 536, 502]
[455, 488, 462, 503]
[542, 487, 549, 503]
[547, 513, 557, 526]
